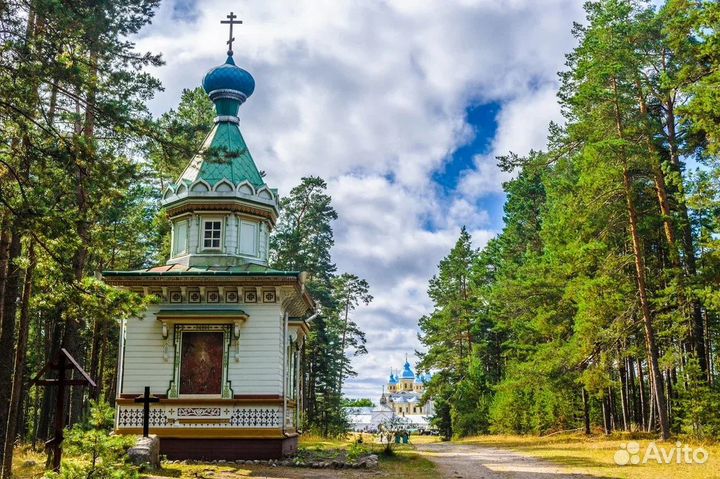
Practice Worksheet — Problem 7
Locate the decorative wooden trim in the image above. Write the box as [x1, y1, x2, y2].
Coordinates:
[177, 418, 230, 425]
[155, 317, 247, 324]
[288, 319, 310, 335]
[234, 394, 284, 400]
[165, 201, 277, 225]
[118, 394, 168, 400]
[114, 427, 285, 439]
[115, 396, 285, 405]
[104, 279, 315, 316]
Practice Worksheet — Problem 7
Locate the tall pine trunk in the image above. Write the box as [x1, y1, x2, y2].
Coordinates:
[627, 357, 638, 428]
[2, 243, 35, 479]
[622, 166, 670, 439]
[638, 90, 705, 378]
[336, 298, 350, 394]
[612, 77, 670, 440]
[663, 98, 707, 374]
[0, 213, 10, 324]
[636, 86, 678, 255]
[581, 388, 591, 434]
[637, 357, 647, 431]
[88, 319, 103, 401]
[602, 394, 612, 435]
[618, 354, 630, 431]
[0, 229, 22, 467]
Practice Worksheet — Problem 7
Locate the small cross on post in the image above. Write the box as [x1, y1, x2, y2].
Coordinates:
[220, 11, 243, 56]
[31, 348, 96, 472]
[134, 387, 160, 438]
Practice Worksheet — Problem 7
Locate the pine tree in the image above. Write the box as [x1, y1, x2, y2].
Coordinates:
[418, 227, 478, 437]
[270, 176, 371, 437]
[331, 273, 372, 393]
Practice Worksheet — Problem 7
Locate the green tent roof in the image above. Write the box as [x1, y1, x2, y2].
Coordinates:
[178, 121, 265, 189]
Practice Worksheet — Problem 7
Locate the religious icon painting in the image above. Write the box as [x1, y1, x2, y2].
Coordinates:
[179, 331, 224, 395]
[225, 290, 239, 303]
[244, 290, 257, 303]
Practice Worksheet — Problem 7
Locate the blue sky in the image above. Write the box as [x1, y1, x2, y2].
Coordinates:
[435, 103, 506, 231]
[435, 103, 500, 192]
[136, 0, 585, 399]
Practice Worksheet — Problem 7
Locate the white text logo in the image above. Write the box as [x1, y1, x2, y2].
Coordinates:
[614, 441, 709, 466]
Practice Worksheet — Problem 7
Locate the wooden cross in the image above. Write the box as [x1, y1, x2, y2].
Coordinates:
[134, 387, 160, 437]
[31, 348, 96, 472]
[220, 11, 243, 56]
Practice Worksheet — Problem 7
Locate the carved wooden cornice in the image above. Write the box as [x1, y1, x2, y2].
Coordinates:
[165, 200, 277, 224]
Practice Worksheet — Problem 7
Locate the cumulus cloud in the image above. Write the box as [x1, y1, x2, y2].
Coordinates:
[135, 0, 582, 398]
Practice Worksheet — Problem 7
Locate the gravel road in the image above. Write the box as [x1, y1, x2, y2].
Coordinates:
[414, 442, 604, 479]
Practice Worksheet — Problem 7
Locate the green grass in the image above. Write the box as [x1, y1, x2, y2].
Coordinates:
[457, 433, 720, 479]
[10, 445, 45, 479]
[298, 433, 352, 449]
[379, 450, 438, 478]
[298, 433, 440, 478]
[154, 435, 438, 478]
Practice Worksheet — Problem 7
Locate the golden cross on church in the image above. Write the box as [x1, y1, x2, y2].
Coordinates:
[221, 11, 243, 56]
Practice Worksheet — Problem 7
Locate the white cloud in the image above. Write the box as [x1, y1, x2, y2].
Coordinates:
[458, 85, 564, 198]
[136, 0, 583, 398]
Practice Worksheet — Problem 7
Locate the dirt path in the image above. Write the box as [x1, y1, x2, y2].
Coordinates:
[414, 442, 602, 479]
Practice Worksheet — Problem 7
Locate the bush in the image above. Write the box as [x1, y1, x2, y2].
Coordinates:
[489, 373, 577, 435]
[674, 359, 720, 440]
[47, 401, 138, 479]
[346, 442, 372, 460]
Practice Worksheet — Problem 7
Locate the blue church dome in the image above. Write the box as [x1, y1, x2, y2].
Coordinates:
[202, 55, 255, 99]
[388, 372, 398, 385]
[401, 361, 415, 379]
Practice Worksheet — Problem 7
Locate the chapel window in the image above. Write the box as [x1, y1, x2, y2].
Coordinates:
[203, 220, 222, 249]
[173, 219, 188, 256]
[239, 220, 257, 256]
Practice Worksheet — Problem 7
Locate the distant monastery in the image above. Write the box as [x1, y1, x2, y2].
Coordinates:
[381, 360, 432, 416]
[347, 359, 434, 432]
